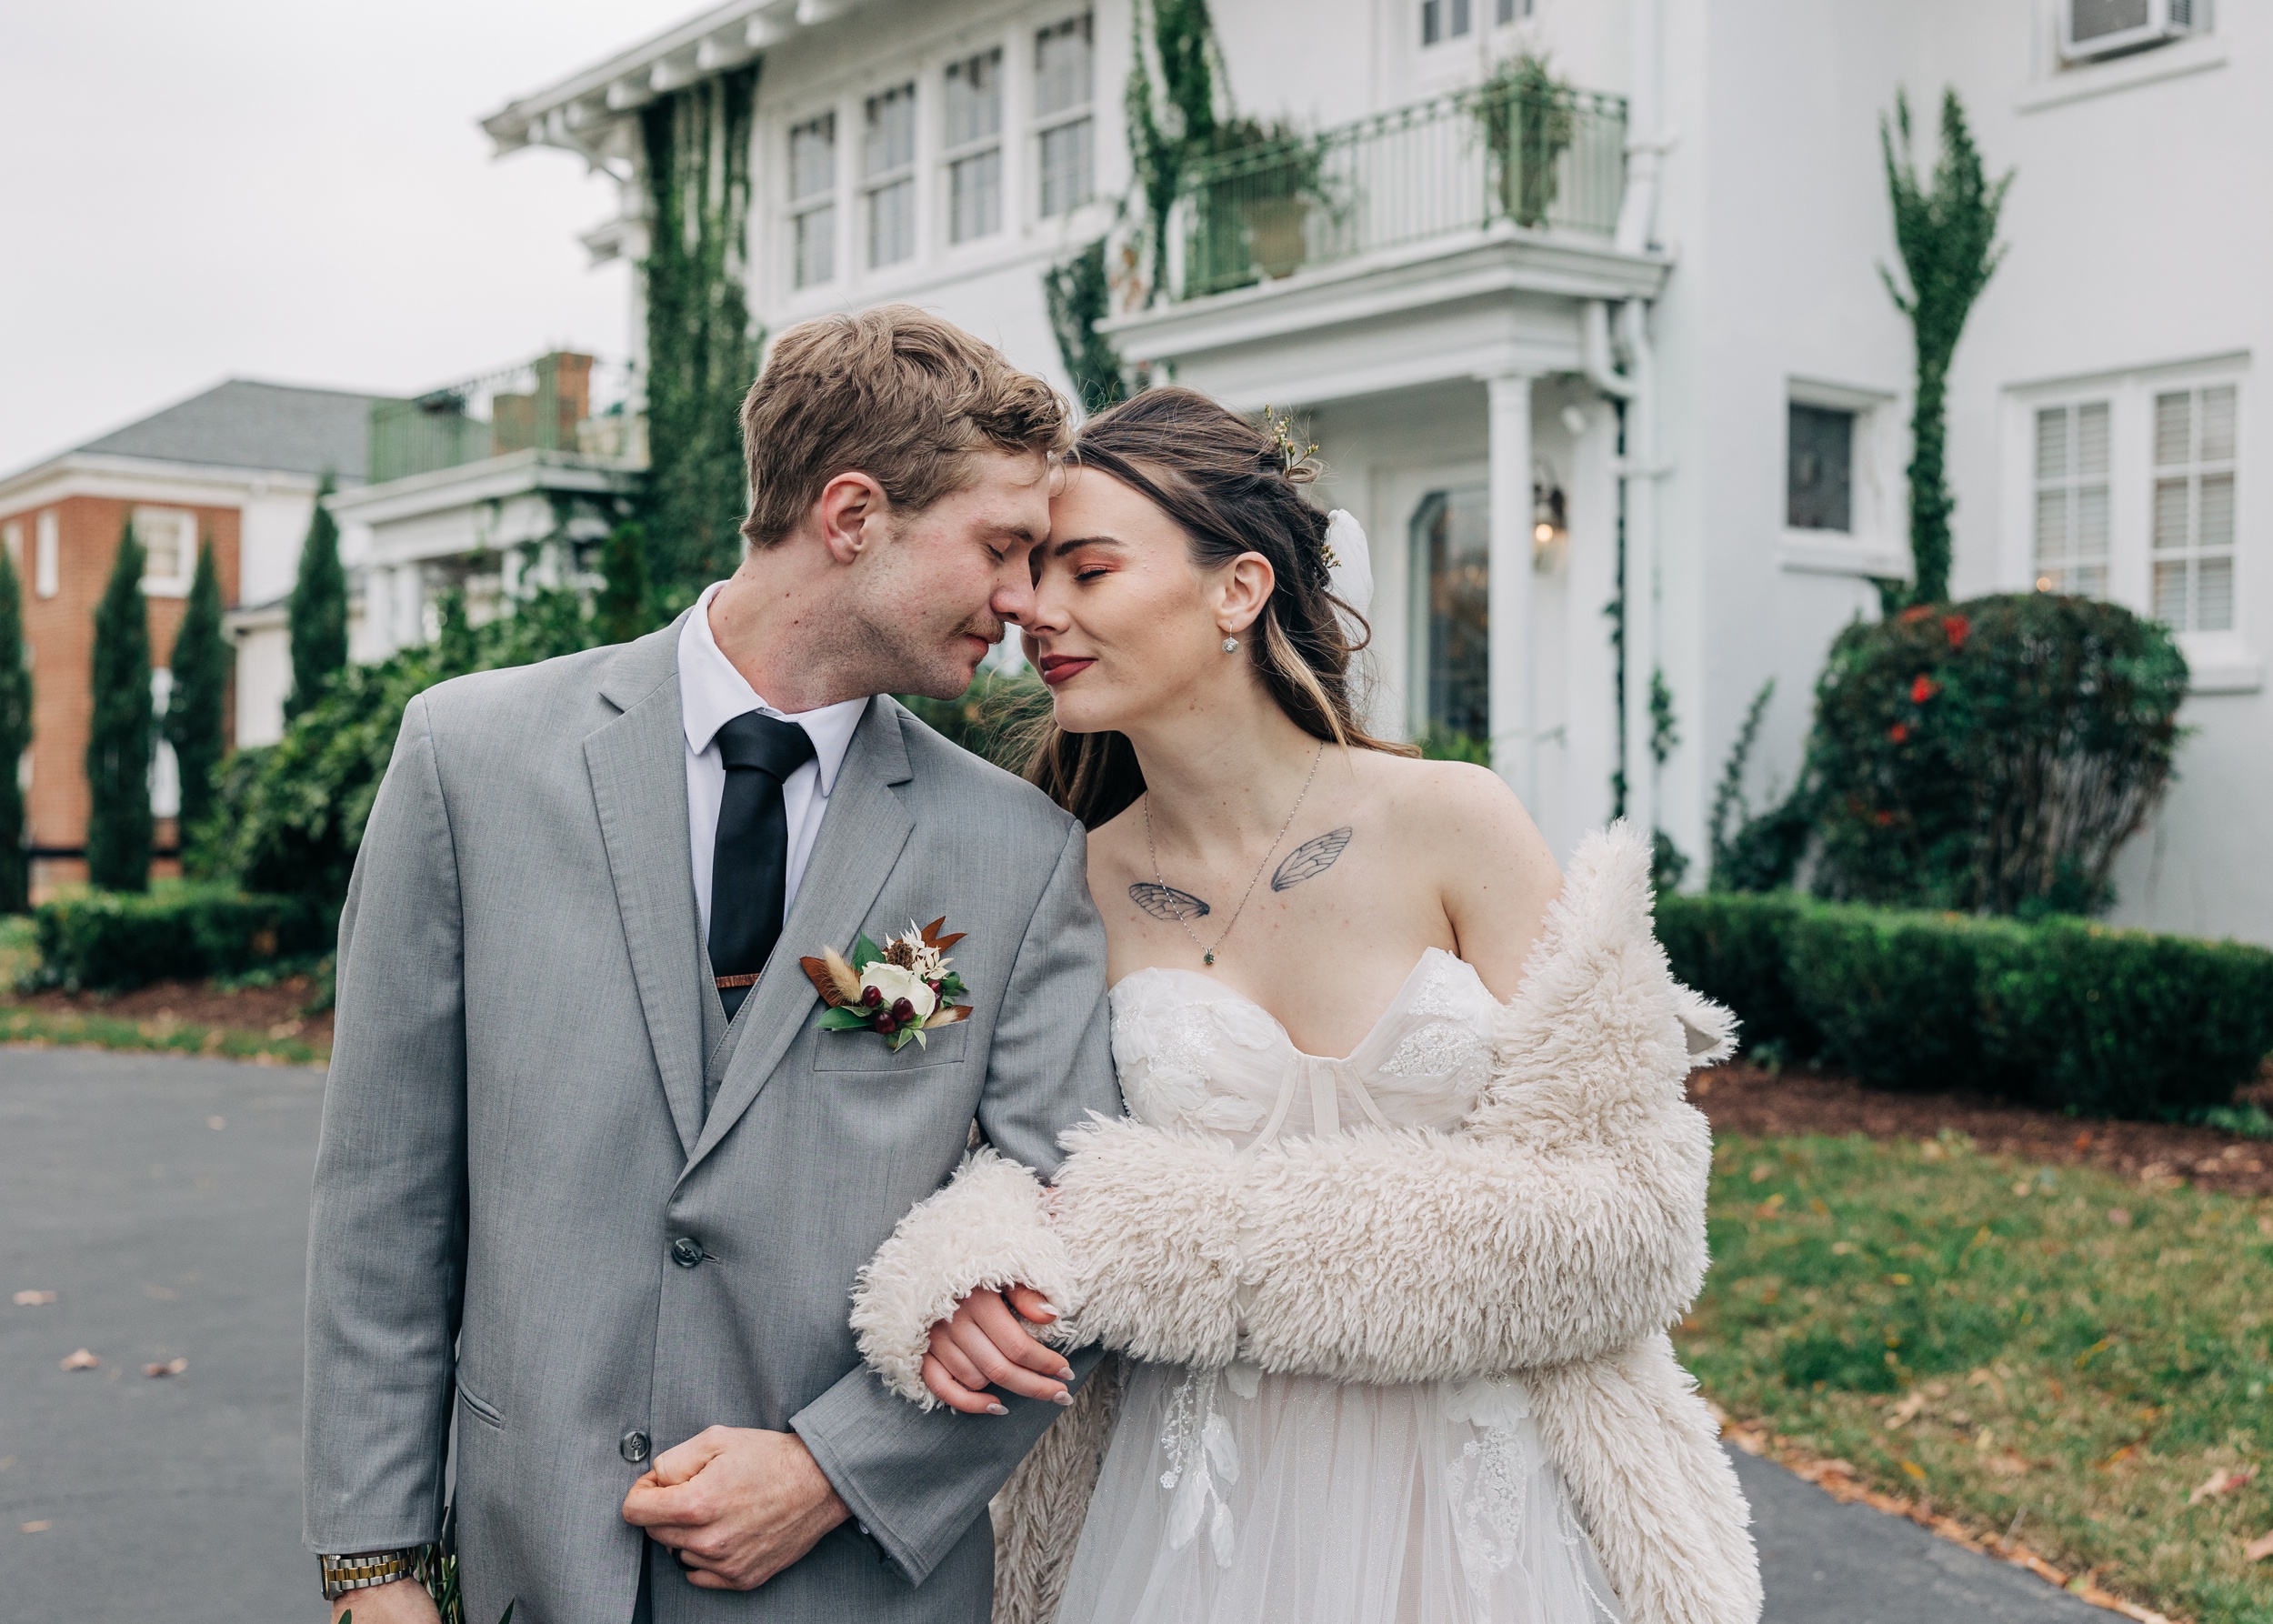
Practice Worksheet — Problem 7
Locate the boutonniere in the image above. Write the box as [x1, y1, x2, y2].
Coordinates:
[801, 918, 972, 1051]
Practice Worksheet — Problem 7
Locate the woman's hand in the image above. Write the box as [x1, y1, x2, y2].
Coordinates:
[919, 1286, 1074, 1415]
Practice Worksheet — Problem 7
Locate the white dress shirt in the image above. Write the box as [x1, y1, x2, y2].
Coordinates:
[678, 581, 868, 940]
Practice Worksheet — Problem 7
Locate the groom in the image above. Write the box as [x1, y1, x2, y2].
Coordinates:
[304, 306, 1119, 1623]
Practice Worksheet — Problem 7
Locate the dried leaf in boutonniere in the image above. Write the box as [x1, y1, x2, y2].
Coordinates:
[800, 917, 971, 1052]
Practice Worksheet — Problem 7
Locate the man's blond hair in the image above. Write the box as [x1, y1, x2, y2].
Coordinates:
[737, 305, 1069, 549]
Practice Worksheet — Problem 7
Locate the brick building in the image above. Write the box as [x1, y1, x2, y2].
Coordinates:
[0, 380, 383, 894]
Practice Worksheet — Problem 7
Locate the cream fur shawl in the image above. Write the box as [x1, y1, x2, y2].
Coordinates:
[851, 823, 1761, 1624]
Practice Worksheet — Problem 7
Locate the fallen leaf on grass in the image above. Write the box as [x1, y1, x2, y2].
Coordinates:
[2107, 1208, 2131, 1227]
[2191, 1465, 2258, 1505]
[2245, 1529, 2273, 1563]
[1899, 1459, 1927, 1480]
[21, 1520, 50, 1534]
[143, 1358, 187, 1378]
[59, 1348, 99, 1371]
[1887, 1391, 1928, 1429]
[14, 1289, 56, 1306]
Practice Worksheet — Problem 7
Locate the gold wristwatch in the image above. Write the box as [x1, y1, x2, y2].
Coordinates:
[318, 1546, 435, 1602]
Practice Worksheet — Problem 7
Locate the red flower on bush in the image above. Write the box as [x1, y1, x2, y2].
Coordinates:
[1943, 614, 1970, 650]
[1909, 675, 1940, 704]
[1889, 722, 1910, 743]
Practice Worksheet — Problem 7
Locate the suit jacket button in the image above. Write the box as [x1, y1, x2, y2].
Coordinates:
[671, 1237, 704, 1268]
[620, 1429, 650, 1464]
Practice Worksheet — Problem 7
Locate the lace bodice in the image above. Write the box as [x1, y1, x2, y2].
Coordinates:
[1108, 948, 1498, 1148]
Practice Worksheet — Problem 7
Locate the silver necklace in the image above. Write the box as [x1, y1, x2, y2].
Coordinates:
[1145, 740, 1326, 968]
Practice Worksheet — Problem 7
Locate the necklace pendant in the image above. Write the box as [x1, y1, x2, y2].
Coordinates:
[1202, 950, 1216, 967]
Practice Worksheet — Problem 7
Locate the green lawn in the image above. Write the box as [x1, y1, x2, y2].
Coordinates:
[1679, 1131, 2273, 1624]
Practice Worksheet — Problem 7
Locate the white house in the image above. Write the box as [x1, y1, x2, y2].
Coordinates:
[478, 0, 2268, 945]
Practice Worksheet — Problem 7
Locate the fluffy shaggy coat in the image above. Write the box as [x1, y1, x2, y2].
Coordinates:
[851, 823, 1761, 1624]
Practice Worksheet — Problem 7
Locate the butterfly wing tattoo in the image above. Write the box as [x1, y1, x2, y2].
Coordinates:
[1129, 882, 1212, 921]
[1271, 827, 1354, 892]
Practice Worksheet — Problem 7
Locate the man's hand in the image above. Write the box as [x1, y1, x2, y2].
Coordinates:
[920, 1285, 1076, 1414]
[620, 1427, 850, 1591]
[330, 1576, 440, 1623]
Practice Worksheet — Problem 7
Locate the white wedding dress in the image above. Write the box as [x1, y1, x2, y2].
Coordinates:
[1051, 949, 1627, 1624]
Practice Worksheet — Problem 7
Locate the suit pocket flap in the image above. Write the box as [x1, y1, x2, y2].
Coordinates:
[457, 1383, 506, 1430]
[812, 1020, 970, 1072]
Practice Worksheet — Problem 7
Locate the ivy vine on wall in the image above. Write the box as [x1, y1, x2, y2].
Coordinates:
[640, 63, 765, 611]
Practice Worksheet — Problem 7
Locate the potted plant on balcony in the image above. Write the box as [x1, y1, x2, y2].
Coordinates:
[1476, 54, 1577, 230]
[1208, 116, 1327, 282]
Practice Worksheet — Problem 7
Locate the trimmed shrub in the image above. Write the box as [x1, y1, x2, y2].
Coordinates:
[1975, 918, 2273, 1118]
[31, 887, 334, 993]
[1807, 593, 2187, 916]
[1785, 905, 2023, 1094]
[1656, 891, 1819, 1059]
[1657, 890, 2273, 1118]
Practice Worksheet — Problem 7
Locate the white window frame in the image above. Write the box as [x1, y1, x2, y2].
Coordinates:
[133, 506, 196, 597]
[942, 46, 1006, 246]
[787, 111, 839, 290]
[35, 510, 59, 598]
[2149, 380, 2238, 637]
[1419, 0, 1475, 48]
[2, 519, 21, 577]
[863, 82, 919, 271]
[150, 667, 181, 821]
[1032, 15, 1095, 220]
[2029, 396, 2114, 597]
[1777, 377, 1906, 578]
[2002, 355, 2255, 693]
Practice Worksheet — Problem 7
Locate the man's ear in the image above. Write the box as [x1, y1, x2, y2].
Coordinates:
[814, 471, 889, 565]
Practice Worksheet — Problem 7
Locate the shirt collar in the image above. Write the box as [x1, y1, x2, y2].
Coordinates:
[677, 580, 868, 797]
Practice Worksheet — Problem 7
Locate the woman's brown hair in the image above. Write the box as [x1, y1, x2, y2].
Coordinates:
[1025, 386, 1415, 828]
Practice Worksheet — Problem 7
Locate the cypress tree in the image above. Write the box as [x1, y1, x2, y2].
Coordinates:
[86, 520, 154, 891]
[1880, 88, 2012, 608]
[594, 519, 654, 646]
[286, 473, 347, 718]
[165, 536, 230, 844]
[0, 541, 31, 913]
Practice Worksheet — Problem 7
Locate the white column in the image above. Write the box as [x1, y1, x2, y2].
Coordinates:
[1485, 371, 1536, 806]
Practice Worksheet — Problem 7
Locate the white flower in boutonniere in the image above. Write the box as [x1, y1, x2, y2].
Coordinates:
[799, 918, 972, 1052]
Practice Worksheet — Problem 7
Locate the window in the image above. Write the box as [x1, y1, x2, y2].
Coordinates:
[1421, 0, 1472, 45]
[1035, 15, 1095, 217]
[2151, 383, 2237, 631]
[1409, 486, 1490, 747]
[1495, 0, 1533, 21]
[2, 520, 19, 576]
[134, 506, 196, 596]
[1787, 404, 1855, 532]
[35, 510, 60, 598]
[2033, 400, 2112, 596]
[789, 113, 837, 288]
[944, 49, 1004, 245]
[150, 667, 180, 820]
[864, 85, 917, 268]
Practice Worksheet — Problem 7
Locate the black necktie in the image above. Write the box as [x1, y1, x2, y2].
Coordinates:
[707, 712, 816, 1021]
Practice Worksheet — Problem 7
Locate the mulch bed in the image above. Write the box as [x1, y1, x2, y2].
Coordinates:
[5, 976, 334, 1049]
[1691, 1062, 2273, 1199]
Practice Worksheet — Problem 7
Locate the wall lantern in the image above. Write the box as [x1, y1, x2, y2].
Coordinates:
[1531, 461, 1567, 570]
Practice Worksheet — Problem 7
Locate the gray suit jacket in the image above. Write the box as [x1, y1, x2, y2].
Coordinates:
[303, 619, 1121, 1624]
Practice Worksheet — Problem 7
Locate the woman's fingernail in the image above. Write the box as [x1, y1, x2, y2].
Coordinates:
[1053, 1389, 1075, 1406]
[1057, 1367, 1076, 1381]
[986, 1402, 1009, 1416]
[1034, 1300, 1060, 1318]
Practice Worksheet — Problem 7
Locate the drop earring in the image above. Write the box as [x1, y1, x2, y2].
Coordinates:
[1221, 636, 1239, 654]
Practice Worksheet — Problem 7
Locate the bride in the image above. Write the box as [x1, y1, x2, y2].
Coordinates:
[850, 387, 1759, 1624]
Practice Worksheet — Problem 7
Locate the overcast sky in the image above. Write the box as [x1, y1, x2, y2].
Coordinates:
[0, 0, 701, 475]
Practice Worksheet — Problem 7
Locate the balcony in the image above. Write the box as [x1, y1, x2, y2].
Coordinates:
[1178, 79, 1627, 301]
[367, 351, 643, 486]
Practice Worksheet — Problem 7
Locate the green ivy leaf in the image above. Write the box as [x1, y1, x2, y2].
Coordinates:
[816, 1007, 871, 1030]
[851, 933, 884, 969]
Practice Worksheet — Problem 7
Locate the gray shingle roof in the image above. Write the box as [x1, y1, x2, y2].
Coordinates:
[72, 379, 393, 484]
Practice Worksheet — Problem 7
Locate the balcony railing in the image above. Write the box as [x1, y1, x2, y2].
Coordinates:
[368, 351, 642, 486]
[1180, 80, 1627, 300]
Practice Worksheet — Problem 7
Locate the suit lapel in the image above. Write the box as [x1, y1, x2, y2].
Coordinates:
[585, 620, 706, 1158]
[680, 697, 914, 1179]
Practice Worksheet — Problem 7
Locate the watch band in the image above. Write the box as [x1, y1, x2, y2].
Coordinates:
[317, 1546, 433, 1602]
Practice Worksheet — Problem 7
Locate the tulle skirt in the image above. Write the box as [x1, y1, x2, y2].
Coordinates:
[1052, 1361, 1627, 1624]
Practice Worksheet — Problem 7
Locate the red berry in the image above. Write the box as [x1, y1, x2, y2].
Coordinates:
[862, 986, 884, 1007]
[874, 1013, 898, 1035]
[890, 997, 916, 1024]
